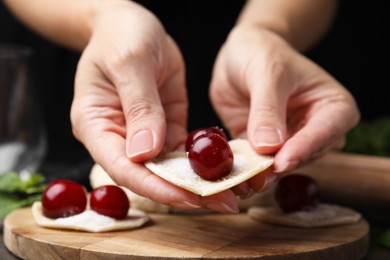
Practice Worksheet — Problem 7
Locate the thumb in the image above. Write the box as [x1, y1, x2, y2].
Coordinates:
[246, 68, 288, 155]
[116, 65, 166, 163]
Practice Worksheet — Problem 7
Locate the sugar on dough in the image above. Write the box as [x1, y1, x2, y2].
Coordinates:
[90, 139, 274, 213]
[144, 139, 274, 196]
[32, 201, 150, 233]
[248, 204, 362, 228]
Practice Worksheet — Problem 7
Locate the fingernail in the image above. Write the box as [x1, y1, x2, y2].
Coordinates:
[260, 174, 278, 192]
[235, 182, 251, 194]
[127, 129, 154, 158]
[275, 160, 300, 173]
[254, 126, 282, 147]
[235, 183, 254, 199]
[170, 201, 202, 209]
[206, 202, 239, 214]
[239, 189, 255, 200]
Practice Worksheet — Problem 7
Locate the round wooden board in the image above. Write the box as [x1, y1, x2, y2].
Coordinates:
[4, 207, 369, 259]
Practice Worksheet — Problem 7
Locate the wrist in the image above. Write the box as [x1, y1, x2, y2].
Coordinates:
[90, 0, 146, 26]
[88, 0, 168, 50]
[236, 22, 295, 50]
[87, 0, 130, 43]
[236, 0, 339, 52]
[227, 23, 289, 50]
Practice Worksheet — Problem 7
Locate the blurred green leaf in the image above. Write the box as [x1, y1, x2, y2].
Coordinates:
[0, 172, 46, 218]
[0, 172, 23, 192]
[22, 173, 45, 188]
[378, 229, 390, 249]
[344, 117, 390, 156]
[0, 172, 46, 193]
[0, 192, 42, 218]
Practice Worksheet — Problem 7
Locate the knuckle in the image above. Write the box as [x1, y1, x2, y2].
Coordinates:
[126, 98, 162, 120]
[108, 43, 158, 74]
[247, 55, 288, 91]
[253, 103, 280, 120]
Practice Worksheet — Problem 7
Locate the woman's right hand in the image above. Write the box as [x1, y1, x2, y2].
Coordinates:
[70, 0, 239, 213]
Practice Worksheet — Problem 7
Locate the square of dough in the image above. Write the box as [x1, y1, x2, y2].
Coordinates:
[248, 204, 361, 228]
[32, 202, 150, 233]
[145, 139, 274, 196]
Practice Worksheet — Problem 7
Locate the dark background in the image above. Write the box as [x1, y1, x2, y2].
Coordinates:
[1, 0, 389, 182]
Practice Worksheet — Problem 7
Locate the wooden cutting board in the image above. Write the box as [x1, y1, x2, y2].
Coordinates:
[4, 207, 369, 259]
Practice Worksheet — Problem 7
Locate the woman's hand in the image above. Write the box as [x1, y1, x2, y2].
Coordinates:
[210, 25, 360, 198]
[70, 1, 239, 213]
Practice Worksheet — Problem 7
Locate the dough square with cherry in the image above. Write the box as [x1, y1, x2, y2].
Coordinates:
[145, 139, 274, 196]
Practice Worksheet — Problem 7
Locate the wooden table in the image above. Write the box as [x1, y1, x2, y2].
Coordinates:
[2, 152, 390, 259]
[0, 214, 390, 260]
[1, 214, 389, 259]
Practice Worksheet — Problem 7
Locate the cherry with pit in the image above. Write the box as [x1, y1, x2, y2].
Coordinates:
[274, 174, 320, 213]
[42, 179, 87, 218]
[42, 180, 130, 219]
[186, 127, 233, 181]
[90, 185, 130, 219]
[185, 126, 228, 152]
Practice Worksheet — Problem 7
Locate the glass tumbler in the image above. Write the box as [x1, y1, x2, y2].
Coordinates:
[0, 45, 47, 175]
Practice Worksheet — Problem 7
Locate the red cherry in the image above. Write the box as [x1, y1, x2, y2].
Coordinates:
[42, 180, 87, 218]
[188, 133, 234, 181]
[274, 174, 320, 213]
[185, 126, 228, 152]
[90, 185, 130, 219]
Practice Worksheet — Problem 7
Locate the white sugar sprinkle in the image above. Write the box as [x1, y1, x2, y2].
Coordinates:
[55, 210, 116, 231]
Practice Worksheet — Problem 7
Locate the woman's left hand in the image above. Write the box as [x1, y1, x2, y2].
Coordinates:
[210, 25, 360, 199]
